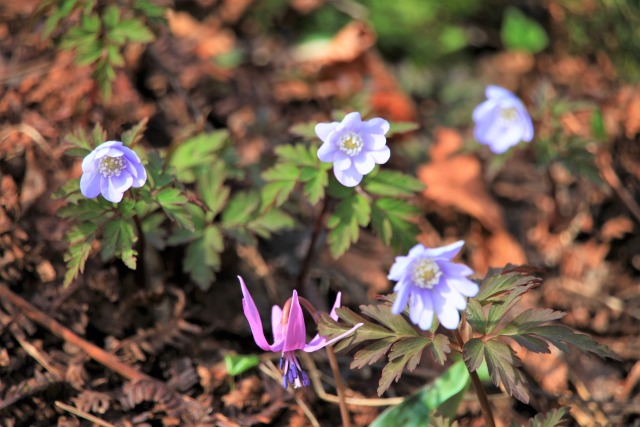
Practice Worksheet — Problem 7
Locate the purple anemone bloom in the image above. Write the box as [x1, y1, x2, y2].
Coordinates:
[316, 112, 391, 187]
[388, 241, 478, 331]
[239, 276, 361, 388]
[473, 85, 534, 154]
[80, 141, 147, 203]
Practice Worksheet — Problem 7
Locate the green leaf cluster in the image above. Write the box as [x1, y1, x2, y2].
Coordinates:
[318, 302, 450, 396]
[38, 0, 158, 100]
[463, 269, 619, 403]
[261, 143, 332, 208]
[325, 168, 424, 258]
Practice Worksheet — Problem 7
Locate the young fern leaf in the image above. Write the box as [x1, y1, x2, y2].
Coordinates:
[318, 302, 451, 395]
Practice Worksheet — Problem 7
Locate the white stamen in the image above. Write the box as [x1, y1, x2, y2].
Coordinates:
[411, 258, 442, 289]
[338, 132, 364, 156]
[99, 156, 126, 177]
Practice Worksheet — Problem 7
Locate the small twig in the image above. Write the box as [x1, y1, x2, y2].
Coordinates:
[299, 352, 404, 406]
[326, 346, 352, 427]
[55, 401, 115, 427]
[454, 329, 496, 427]
[0, 282, 152, 383]
[132, 214, 147, 289]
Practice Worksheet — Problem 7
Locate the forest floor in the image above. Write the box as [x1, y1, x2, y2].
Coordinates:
[0, 1, 639, 426]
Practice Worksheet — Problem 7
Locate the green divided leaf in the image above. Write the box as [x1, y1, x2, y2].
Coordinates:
[260, 163, 299, 209]
[364, 169, 425, 197]
[121, 118, 148, 147]
[371, 197, 420, 252]
[112, 18, 155, 43]
[183, 225, 224, 290]
[371, 359, 470, 427]
[326, 192, 370, 258]
[222, 191, 260, 226]
[261, 143, 330, 208]
[197, 160, 230, 217]
[524, 407, 570, 427]
[318, 302, 451, 396]
[169, 131, 229, 183]
[63, 223, 97, 287]
[156, 187, 194, 231]
[380, 337, 432, 395]
[100, 218, 138, 269]
[501, 7, 549, 54]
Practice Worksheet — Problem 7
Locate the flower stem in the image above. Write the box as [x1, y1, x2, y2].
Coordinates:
[296, 196, 331, 304]
[454, 329, 496, 427]
[132, 214, 147, 288]
[326, 346, 352, 427]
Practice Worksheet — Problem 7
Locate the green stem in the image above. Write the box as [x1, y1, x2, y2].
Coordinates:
[454, 329, 496, 427]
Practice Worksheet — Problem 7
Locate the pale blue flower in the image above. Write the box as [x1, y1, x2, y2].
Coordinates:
[473, 85, 534, 154]
[80, 141, 147, 203]
[388, 241, 478, 330]
[316, 112, 391, 187]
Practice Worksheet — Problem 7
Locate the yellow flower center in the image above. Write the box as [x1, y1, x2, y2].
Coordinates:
[99, 156, 126, 177]
[411, 258, 442, 289]
[500, 107, 518, 122]
[338, 132, 364, 156]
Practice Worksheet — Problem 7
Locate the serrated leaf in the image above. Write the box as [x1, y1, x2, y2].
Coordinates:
[351, 338, 396, 369]
[483, 339, 529, 403]
[274, 144, 318, 166]
[524, 325, 619, 360]
[379, 337, 431, 396]
[248, 208, 295, 238]
[429, 334, 451, 365]
[224, 354, 260, 376]
[197, 160, 229, 216]
[326, 192, 370, 258]
[113, 18, 155, 43]
[462, 338, 485, 372]
[169, 131, 229, 183]
[63, 223, 97, 287]
[371, 359, 469, 427]
[121, 118, 148, 147]
[364, 170, 425, 197]
[500, 308, 565, 336]
[183, 227, 222, 290]
[371, 198, 420, 252]
[465, 299, 488, 334]
[299, 165, 328, 205]
[525, 407, 569, 427]
[318, 307, 396, 353]
[360, 304, 419, 337]
[156, 187, 195, 231]
[222, 191, 259, 226]
[100, 218, 138, 269]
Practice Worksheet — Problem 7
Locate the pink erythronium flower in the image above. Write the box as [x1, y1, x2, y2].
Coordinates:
[80, 141, 147, 203]
[388, 241, 479, 331]
[473, 85, 534, 154]
[316, 112, 391, 187]
[239, 276, 362, 388]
